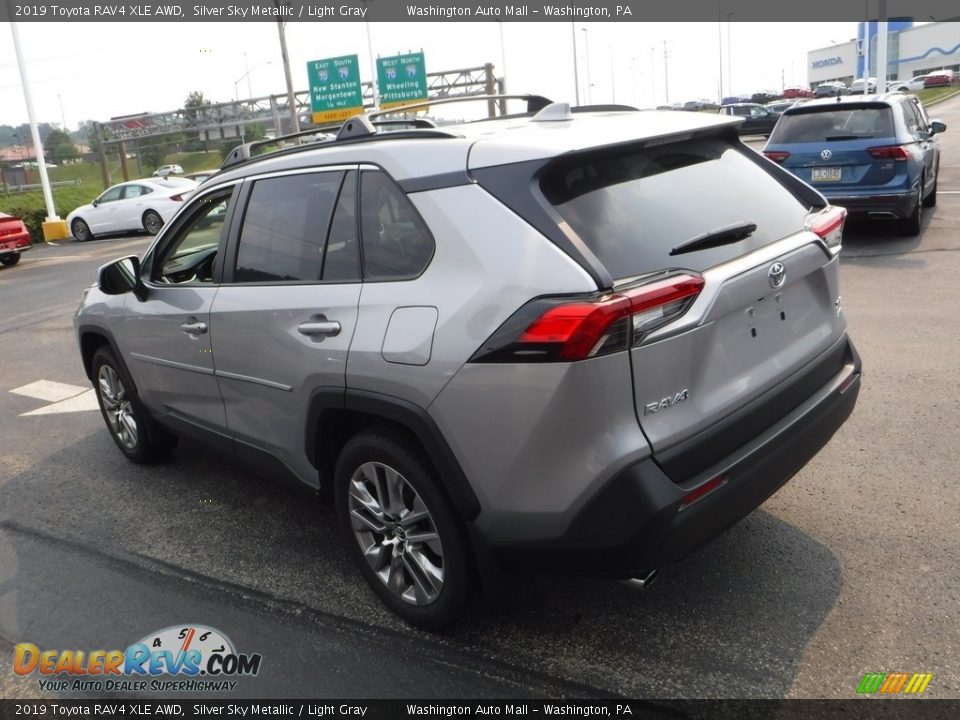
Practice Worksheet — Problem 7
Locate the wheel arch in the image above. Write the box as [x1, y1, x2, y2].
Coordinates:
[78, 325, 127, 384]
[306, 388, 480, 521]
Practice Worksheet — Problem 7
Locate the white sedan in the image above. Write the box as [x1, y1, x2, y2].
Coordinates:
[66, 178, 197, 242]
[889, 74, 932, 92]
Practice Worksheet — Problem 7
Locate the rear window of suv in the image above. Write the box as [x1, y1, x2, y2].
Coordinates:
[769, 105, 895, 143]
[539, 136, 810, 279]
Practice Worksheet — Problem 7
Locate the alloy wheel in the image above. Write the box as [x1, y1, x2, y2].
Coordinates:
[97, 364, 138, 450]
[347, 461, 445, 606]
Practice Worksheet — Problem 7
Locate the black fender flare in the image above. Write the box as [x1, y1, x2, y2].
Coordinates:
[305, 388, 480, 521]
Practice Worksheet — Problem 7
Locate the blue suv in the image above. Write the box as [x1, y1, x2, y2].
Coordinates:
[763, 94, 946, 235]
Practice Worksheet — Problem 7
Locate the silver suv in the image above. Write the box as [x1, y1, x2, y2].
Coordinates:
[76, 98, 861, 629]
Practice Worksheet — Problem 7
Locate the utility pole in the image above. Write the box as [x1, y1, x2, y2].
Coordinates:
[274, 13, 300, 136]
[582, 28, 592, 104]
[717, 16, 724, 102]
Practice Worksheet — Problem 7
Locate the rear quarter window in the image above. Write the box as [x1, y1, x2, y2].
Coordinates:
[539, 137, 810, 280]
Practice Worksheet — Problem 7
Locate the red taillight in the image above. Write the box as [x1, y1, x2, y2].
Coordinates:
[472, 273, 704, 363]
[805, 205, 847, 251]
[866, 145, 909, 161]
[170, 194, 185, 202]
[519, 295, 631, 361]
[763, 150, 790, 163]
[678, 475, 727, 511]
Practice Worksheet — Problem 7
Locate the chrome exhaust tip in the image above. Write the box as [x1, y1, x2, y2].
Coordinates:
[868, 211, 898, 219]
[621, 569, 659, 590]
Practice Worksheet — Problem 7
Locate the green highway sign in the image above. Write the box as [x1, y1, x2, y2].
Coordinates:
[376, 52, 428, 110]
[307, 54, 364, 123]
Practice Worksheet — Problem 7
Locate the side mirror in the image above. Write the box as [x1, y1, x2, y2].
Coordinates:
[92, 199, 100, 207]
[930, 120, 947, 135]
[98, 255, 147, 301]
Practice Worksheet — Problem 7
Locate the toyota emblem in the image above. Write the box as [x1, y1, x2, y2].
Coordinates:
[820, 149, 833, 160]
[768, 262, 786, 289]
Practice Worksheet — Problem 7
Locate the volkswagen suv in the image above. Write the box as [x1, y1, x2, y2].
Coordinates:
[76, 98, 861, 629]
[763, 93, 946, 236]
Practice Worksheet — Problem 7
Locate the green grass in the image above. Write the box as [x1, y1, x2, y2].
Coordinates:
[3, 150, 223, 239]
[915, 86, 960, 105]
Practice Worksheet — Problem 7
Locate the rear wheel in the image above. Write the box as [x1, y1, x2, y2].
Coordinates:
[0, 252, 20, 266]
[923, 174, 938, 208]
[334, 429, 473, 630]
[901, 184, 923, 237]
[91, 347, 177, 463]
[142, 210, 164, 235]
[71, 218, 92, 242]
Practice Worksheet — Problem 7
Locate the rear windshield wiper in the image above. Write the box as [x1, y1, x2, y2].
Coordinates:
[670, 221, 757, 256]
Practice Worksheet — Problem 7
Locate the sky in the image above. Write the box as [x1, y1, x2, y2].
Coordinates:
[0, 21, 861, 132]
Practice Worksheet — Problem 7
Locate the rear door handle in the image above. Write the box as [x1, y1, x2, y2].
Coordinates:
[298, 320, 341, 337]
[180, 320, 207, 335]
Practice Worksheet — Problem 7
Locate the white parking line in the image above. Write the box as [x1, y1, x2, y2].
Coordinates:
[10, 380, 99, 416]
[11, 380, 89, 403]
[21, 389, 99, 416]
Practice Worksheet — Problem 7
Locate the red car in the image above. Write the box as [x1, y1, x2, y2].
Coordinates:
[783, 87, 814, 99]
[0, 212, 32, 267]
[923, 72, 953, 88]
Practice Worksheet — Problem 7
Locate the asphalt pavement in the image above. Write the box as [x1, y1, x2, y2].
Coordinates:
[1, 96, 959, 700]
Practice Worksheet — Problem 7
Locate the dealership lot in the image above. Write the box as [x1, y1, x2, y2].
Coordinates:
[1, 96, 958, 699]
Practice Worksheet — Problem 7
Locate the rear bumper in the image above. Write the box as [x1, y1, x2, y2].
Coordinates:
[491, 334, 862, 577]
[0, 235, 32, 254]
[825, 190, 917, 219]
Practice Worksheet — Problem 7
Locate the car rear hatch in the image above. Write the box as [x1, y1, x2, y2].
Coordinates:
[0, 214, 29, 249]
[765, 103, 900, 189]
[528, 132, 850, 484]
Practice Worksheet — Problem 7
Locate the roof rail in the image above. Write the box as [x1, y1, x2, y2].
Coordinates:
[370, 93, 553, 118]
[219, 116, 445, 171]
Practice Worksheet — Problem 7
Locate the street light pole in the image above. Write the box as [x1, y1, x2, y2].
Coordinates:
[9, 21, 65, 240]
[582, 27, 592, 105]
[726, 13, 734, 99]
[571, 23, 581, 106]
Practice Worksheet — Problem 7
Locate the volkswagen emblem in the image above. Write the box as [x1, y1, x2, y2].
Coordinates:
[768, 262, 786, 289]
[820, 149, 833, 160]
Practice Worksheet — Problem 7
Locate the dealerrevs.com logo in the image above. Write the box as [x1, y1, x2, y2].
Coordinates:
[14, 625, 262, 693]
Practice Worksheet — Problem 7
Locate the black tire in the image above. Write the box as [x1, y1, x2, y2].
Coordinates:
[71, 218, 92, 242]
[923, 174, 938, 208]
[901, 184, 923, 237]
[0, 252, 20, 267]
[91, 346, 177, 463]
[142, 210, 164, 235]
[334, 428, 474, 630]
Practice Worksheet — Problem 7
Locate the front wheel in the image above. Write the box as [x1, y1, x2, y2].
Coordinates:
[0, 252, 20, 266]
[91, 347, 177, 463]
[143, 210, 164, 235]
[334, 429, 474, 630]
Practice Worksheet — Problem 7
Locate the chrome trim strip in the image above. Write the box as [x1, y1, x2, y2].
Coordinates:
[214, 370, 293, 392]
[643, 230, 831, 344]
[129, 352, 214, 376]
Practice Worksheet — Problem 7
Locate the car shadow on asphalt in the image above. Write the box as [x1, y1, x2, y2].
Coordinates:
[0, 429, 842, 699]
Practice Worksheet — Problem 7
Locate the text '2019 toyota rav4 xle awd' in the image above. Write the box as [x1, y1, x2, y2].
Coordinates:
[76, 99, 861, 629]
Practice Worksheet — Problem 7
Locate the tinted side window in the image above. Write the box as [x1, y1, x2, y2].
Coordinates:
[901, 101, 922, 136]
[235, 172, 341, 283]
[359, 171, 435, 280]
[323, 170, 361, 282]
[99, 186, 122, 203]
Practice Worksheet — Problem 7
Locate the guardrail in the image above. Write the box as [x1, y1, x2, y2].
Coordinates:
[0, 178, 82, 194]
